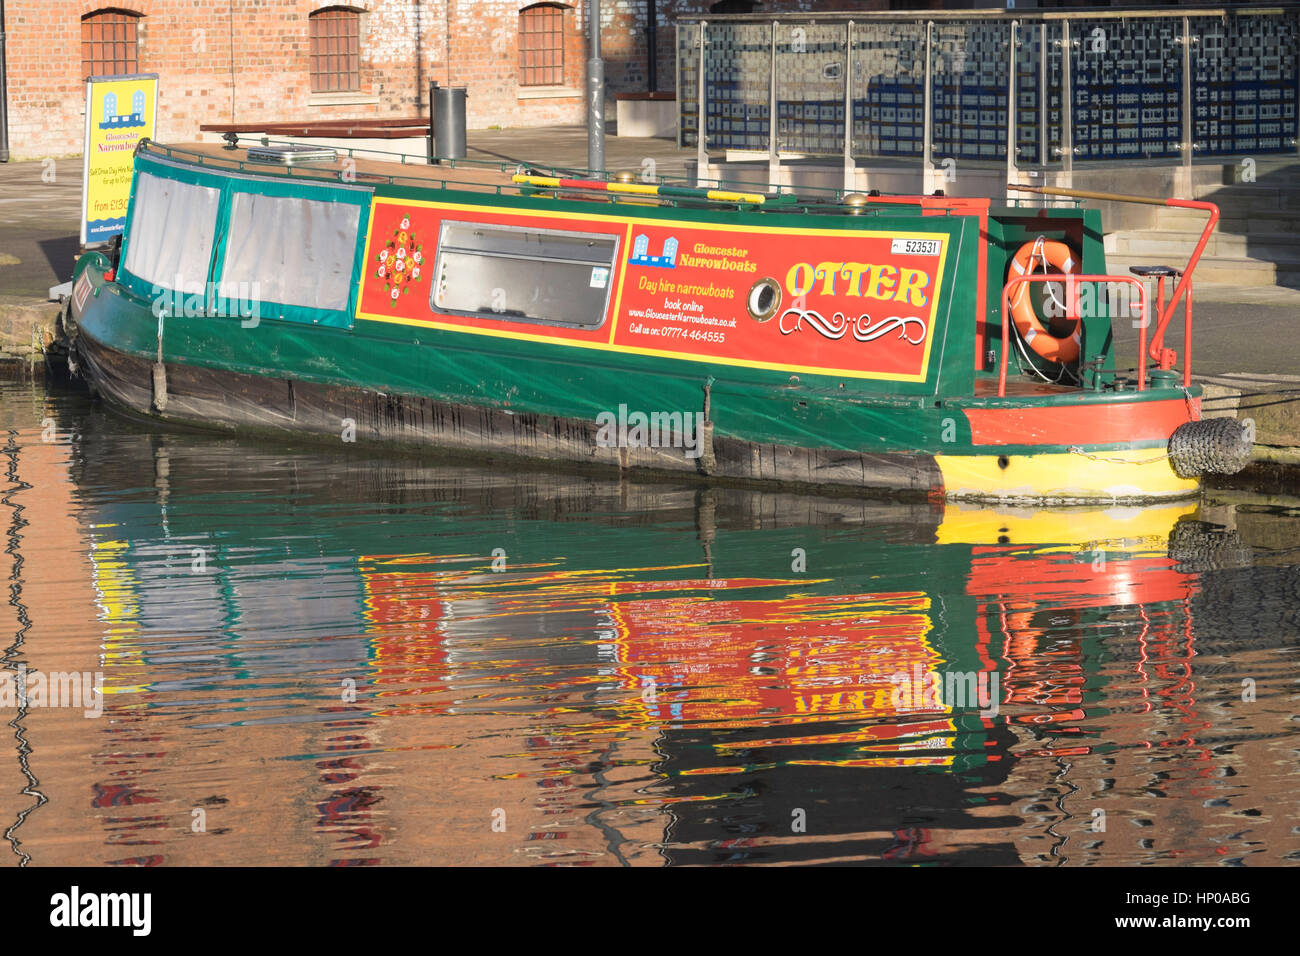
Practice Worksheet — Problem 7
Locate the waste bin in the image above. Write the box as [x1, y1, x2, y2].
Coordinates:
[431, 84, 467, 161]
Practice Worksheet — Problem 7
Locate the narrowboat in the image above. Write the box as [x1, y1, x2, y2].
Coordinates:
[61, 138, 1252, 502]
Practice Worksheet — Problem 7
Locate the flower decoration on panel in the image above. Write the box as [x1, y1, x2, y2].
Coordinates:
[376, 213, 424, 307]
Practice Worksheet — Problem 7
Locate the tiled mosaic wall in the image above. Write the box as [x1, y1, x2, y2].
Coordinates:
[1192, 15, 1299, 156]
[1070, 18, 1184, 161]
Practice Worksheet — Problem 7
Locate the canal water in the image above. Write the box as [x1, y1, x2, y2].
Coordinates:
[1, 378, 1297, 866]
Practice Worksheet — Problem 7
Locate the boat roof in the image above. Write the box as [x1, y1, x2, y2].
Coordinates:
[156, 139, 530, 193]
[140, 138, 1085, 219]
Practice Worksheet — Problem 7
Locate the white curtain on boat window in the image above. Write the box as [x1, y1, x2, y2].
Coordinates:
[220, 192, 360, 312]
[122, 172, 221, 293]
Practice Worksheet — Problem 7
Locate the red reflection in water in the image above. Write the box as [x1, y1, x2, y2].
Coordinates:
[969, 543, 1209, 761]
[315, 720, 385, 859]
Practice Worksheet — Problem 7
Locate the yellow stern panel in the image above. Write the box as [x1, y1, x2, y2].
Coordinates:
[935, 447, 1200, 503]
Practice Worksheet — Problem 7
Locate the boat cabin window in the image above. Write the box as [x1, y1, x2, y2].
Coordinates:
[432, 221, 618, 329]
[220, 192, 361, 312]
[121, 172, 221, 294]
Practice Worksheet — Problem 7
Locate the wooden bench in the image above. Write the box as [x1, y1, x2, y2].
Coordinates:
[200, 118, 429, 139]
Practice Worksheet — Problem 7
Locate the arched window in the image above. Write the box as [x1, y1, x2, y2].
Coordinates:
[519, 4, 566, 87]
[309, 7, 362, 93]
[82, 9, 141, 78]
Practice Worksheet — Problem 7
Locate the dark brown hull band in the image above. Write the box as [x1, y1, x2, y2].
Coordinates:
[73, 329, 945, 499]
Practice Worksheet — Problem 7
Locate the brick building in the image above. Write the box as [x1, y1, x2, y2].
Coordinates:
[1, 1, 1171, 161]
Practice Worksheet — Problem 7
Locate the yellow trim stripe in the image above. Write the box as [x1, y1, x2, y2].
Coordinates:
[703, 189, 767, 204]
[366, 195, 944, 239]
[511, 173, 767, 206]
[610, 182, 660, 197]
[607, 221, 634, 345]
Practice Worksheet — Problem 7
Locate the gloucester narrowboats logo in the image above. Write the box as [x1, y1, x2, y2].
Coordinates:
[97, 89, 147, 130]
[630, 234, 678, 268]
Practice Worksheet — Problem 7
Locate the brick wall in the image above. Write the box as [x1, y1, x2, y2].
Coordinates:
[5, 0, 900, 161]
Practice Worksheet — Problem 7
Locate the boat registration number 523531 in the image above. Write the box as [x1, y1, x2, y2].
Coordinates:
[890, 238, 942, 256]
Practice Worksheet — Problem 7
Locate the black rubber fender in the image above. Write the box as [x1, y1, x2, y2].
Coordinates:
[1168, 417, 1253, 478]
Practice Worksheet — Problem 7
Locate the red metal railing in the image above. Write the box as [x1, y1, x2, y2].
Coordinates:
[1002, 188, 1219, 395]
[1145, 199, 1219, 387]
[1143, 271, 1195, 387]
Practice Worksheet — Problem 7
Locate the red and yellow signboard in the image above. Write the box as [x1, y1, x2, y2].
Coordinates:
[356, 198, 949, 382]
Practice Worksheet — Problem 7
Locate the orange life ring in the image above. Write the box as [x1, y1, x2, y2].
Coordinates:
[1007, 238, 1082, 364]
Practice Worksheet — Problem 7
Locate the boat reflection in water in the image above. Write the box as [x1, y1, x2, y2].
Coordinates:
[12, 386, 1291, 866]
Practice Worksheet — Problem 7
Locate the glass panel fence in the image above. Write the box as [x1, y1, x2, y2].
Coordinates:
[776, 22, 846, 156]
[852, 21, 925, 160]
[703, 22, 771, 153]
[677, 26, 699, 149]
[1191, 14, 1299, 157]
[931, 20, 1012, 163]
[676, 11, 1300, 166]
[1070, 16, 1183, 161]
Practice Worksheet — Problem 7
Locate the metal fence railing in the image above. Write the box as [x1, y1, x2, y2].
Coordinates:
[677, 6, 1300, 175]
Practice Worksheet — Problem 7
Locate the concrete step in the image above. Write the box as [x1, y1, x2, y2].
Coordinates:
[1218, 215, 1300, 237]
[1177, 201, 1300, 224]
[1110, 230, 1300, 262]
[1108, 253, 1296, 286]
[1154, 207, 1300, 235]
[1181, 197, 1300, 221]
[1193, 182, 1300, 209]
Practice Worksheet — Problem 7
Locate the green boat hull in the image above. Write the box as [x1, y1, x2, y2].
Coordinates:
[63, 143, 1225, 502]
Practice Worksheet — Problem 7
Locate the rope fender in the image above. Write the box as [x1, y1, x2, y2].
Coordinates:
[1168, 417, 1254, 478]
